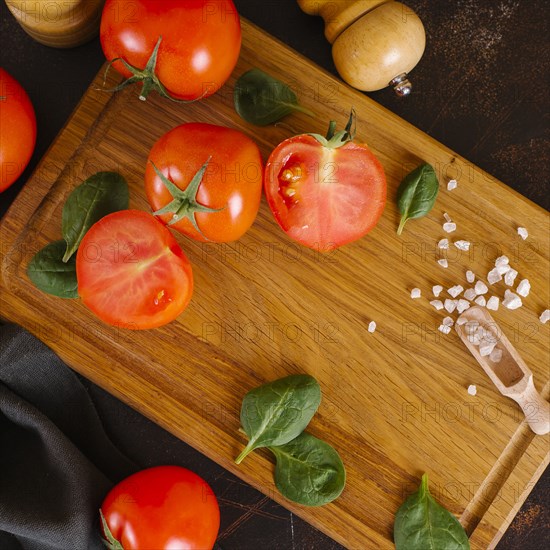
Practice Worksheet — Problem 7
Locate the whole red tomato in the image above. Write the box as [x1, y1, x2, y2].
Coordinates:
[76, 210, 193, 330]
[0, 68, 36, 192]
[100, 0, 241, 101]
[264, 113, 386, 251]
[101, 466, 220, 550]
[145, 123, 263, 243]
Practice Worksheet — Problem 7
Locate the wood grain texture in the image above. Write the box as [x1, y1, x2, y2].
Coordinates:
[0, 19, 548, 550]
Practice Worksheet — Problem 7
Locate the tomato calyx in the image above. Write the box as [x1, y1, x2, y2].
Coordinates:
[103, 36, 204, 103]
[99, 509, 124, 550]
[152, 157, 224, 238]
[307, 108, 357, 149]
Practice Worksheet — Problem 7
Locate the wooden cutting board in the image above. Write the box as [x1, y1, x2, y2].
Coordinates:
[1, 19, 548, 550]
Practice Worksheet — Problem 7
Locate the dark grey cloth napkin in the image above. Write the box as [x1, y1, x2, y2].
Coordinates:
[0, 323, 137, 550]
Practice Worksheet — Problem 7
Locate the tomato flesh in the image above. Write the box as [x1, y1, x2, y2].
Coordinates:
[76, 210, 193, 329]
[101, 466, 220, 550]
[265, 135, 386, 250]
[0, 68, 36, 192]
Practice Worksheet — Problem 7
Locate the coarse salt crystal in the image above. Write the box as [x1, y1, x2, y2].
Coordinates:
[438, 238, 449, 249]
[447, 179, 458, 191]
[465, 321, 480, 334]
[430, 300, 444, 310]
[443, 316, 454, 327]
[475, 296, 487, 307]
[487, 268, 502, 285]
[504, 268, 518, 286]
[410, 288, 421, 299]
[503, 289, 522, 310]
[490, 348, 503, 363]
[444, 212, 452, 223]
[454, 240, 470, 251]
[466, 270, 475, 283]
[486, 296, 500, 311]
[497, 264, 511, 275]
[464, 288, 477, 301]
[444, 299, 458, 313]
[456, 317, 468, 326]
[517, 227, 528, 240]
[443, 222, 457, 233]
[448, 285, 464, 298]
[495, 255, 509, 267]
[439, 324, 451, 335]
[475, 281, 488, 295]
[368, 321, 377, 333]
[457, 299, 470, 314]
[433, 285, 444, 297]
[468, 333, 481, 345]
[438, 259, 449, 268]
[480, 341, 496, 357]
[540, 310, 550, 324]
[467, 385, 477, 396]
[516, 279, 530, 297]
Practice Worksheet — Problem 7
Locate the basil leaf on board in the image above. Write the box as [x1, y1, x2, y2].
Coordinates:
[394, 473, 470, 550]
[269, 432, 346, 506]
[62, 172, 129, 262]
[235, 374, 321, 464]
[27, 240, 79, 299]
[396, 162, 439, 235]
[234, 68, 314, 126]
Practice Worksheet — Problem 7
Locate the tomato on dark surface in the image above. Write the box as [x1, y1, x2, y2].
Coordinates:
[145, 122, 263, 243]
[101, 466, 220, 550]
[76, 210, 193, 330]
[100, 0, 242, 101]
[0, 68, 36, 192]
[264, 115, 386, 251]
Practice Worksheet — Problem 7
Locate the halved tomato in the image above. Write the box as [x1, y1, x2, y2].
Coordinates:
[76, 210, 193, 329]
[264, 113, 386, 250]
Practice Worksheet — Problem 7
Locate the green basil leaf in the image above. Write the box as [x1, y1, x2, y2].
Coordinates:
[62, 172, 129, 262]
[396, 162, 439, 235]
[235, 374, 321, 464]
[394, 473, 470, 550]
[27, 240, 78, 299]
[269, 432, 346, 506]
[234, 68, 314, 126]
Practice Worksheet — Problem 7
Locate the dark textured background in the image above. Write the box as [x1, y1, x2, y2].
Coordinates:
[1, 0, 548, 548]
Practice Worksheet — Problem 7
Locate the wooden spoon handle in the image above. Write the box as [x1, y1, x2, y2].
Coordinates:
[514, 376, 550, 435]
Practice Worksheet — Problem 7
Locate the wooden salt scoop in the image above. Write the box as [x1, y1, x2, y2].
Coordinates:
[456, 306, 550, 435]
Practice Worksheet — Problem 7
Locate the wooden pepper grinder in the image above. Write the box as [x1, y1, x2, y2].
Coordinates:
[298, 0, 426, 96]
[5, 0, 105, 48]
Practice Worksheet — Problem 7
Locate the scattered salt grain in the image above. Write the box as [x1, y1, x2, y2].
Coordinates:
[444, 212, 452, 223]
[430, 300, 444, 311]
[448, 285, 464, 298]
[444, 299, 458, 313]
[479, 341, 496, 357]
[516, 279, 530, 298]
[517, 227, 528, 240]
[410, 288, 421, 299]
[433, 285, 444, 297]
[454, 240, 470, 251]
[503, 290, 522, 310]
[490, 348, 503, 363]
[438, 259, 449, 268]
[457, 299, 471, 314]
[443, 316, 454, 327]
[464, 288, 477, 301]
[439, 324, 452, 335]
[447, 179, 458, 191]
[467, 385, 477, 396]
[475, 281, 488, 295]
[504, 268, 518, 286]
[438, 239, 449, 249]
[497, 264, 511, 275]
[487, 268, 502, 285]
[368, 321, 377, 333]
[466, 270, 476, 283]
[486, 296, 500, 311]
[443, 222, 457, 233]
[540, 310, 550, 324]
[495, 255, 509, 267]
[475, 296, 486, 307]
